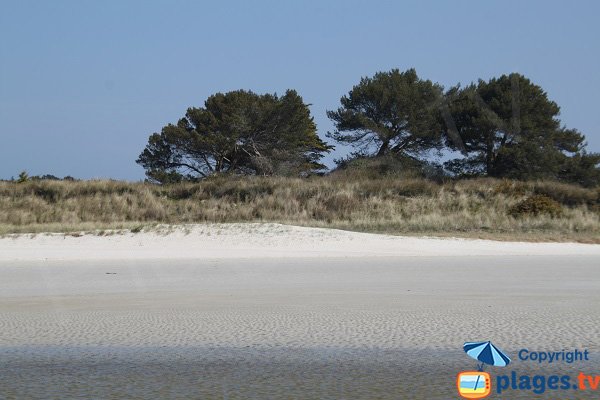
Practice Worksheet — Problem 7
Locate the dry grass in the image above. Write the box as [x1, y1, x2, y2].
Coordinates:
[0, 176, 599, 242]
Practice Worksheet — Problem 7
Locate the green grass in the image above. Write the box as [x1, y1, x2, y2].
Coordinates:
[1, 175, 598, 242]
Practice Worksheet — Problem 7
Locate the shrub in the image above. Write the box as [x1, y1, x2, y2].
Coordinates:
[164, 184, 202, 200]
[17, 171, 29, 183]
[388, 179, 439, 197]
[33, 182, 62, 203]
[493, 179, 529, 196]
[509, 194, 563, 218]
[533, 181, 599, 206]
[332, 154, 447, 181]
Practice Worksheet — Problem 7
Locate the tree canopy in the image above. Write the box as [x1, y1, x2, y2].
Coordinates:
[443, 73, 599, 184]
[137, 90, 332, 183]
[136, 71, 599, 187]
[327, 68, 443, 160]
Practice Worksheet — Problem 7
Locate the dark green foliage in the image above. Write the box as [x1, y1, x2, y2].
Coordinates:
[332, 154, 447, 182]
[17, 171, 29, 183]
[557, 152, 600, 188]
[327, 68, 443, 159]
[443, 73, 599, 185]
[137, 90, 332, 183]
[509, 194, 563, 217]
[30, 174, 61, 181]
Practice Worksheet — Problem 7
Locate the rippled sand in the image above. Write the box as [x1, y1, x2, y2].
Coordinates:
[1, 226, 599, 398]
[2, 346, 597, 399]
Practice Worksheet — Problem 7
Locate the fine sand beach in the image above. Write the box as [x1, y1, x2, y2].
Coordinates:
[1, 224, 600, 399]
[3, 1, 599, 399]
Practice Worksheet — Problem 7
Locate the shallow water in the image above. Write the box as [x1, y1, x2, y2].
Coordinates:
[1, 346, 598, 399]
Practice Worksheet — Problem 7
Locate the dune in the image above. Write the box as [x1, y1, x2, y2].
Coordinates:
[1, 223, 599, 262]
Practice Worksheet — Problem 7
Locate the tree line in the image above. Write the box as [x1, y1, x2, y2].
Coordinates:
[137, 69, 600, 186]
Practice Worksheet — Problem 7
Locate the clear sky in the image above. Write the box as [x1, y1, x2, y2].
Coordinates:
[1, 0, 599, 180]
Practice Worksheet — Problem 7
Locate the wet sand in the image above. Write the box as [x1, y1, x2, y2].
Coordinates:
[2, 346, 597, 399]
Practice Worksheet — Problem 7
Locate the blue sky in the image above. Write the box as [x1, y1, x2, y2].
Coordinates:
[1, 0, 599, 180]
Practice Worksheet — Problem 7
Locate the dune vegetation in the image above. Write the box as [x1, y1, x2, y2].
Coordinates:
[3, 71, 598, 243]
[1, 172, 598, 242]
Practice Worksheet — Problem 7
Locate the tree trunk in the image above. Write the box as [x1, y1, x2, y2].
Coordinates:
[486, 138, 495, 176]
[377, 140, 390, 156]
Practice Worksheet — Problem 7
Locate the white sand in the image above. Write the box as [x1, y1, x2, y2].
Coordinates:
[1, 223, 599, 261]
[1, 224, 599, 352]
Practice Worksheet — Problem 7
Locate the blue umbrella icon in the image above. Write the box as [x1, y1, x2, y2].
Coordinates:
[464, 341, 511, 371]
[463, 341, 510, 395]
